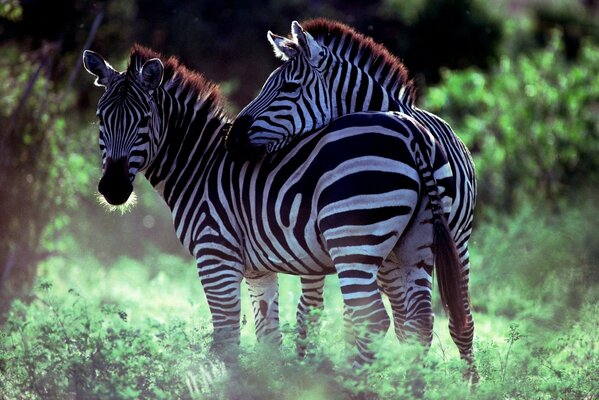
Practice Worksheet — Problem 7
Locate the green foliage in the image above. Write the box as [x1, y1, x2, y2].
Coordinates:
[1, 219, 597, 400]
[470, 197, 599, 325]
[0, 255, 213, 399]
[533, 0, 599, 59]
[470, 312, 598, 400]
[0, 43, 73, 320]
[0, 0, 22, 21]
[0, 285, 213, 399]
[424, 34, 599, 214]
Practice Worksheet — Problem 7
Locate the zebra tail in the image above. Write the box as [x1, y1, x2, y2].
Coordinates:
[431, 206, 466, 335]
[412, 123, 467, 334]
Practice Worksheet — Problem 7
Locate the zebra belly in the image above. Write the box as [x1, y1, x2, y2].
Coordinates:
[243, 246, 336, 276]
[241, 207, 336, 275]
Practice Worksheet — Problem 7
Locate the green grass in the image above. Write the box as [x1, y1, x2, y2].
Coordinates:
[1, 204, 598, 399]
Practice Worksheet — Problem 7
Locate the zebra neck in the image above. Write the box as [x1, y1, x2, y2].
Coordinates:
[325, 58, 405, 117]
[143, 92, 229, 207]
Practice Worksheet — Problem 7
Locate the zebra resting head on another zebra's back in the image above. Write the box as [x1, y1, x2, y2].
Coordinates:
[226, 19, 479, 381]
[83, 44, 466, 368]
[225, 18, 414, 155]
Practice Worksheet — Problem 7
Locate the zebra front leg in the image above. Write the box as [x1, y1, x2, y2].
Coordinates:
[197, 263, 243, 363]
[246, 271, 282, 346]
[296, 275, 325, 357]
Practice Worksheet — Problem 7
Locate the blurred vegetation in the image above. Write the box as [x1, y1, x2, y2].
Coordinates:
[1, 0, 599, 398]
[1, 201, 597, 398]
[0, 42, 78, 321]
[424, 33, 599, 214]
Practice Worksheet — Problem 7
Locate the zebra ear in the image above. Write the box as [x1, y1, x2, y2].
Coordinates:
[140, 58, 164, 91]
[291, 21, 324, 66]
[83, 50, 117, 87]
[267, 31, 297, 61]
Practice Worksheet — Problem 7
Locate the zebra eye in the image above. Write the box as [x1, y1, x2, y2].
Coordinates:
[280, 82, 301, 93]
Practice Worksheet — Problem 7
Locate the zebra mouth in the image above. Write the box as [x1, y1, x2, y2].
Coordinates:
[100, 183, 133, 206]
[98, 157, 134, 205]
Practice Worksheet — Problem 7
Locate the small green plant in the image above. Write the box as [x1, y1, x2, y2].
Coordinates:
[501, 322, 523, 382]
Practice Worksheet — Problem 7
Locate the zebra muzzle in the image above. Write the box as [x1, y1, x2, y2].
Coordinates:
[225, 115, 266, 161]
[98, 157, 133, 205]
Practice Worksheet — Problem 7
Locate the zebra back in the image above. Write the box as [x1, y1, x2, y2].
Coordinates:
[300, 18, 417, 107]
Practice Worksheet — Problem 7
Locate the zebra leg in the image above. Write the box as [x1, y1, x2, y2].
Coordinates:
[376, 202, 435, 397]
[297, 275, 390, 360]
[382, 258, 432, 398]
[197, 263, 243, 362]
[389, 199, 436, 347]
[336, 262, 391, 367]
[448, 243, 478, 382]
[296, 275, 325, 357]
[246, 271, 282, 346]
[377, 258, 408, 342]
[343, 305, 355, 352]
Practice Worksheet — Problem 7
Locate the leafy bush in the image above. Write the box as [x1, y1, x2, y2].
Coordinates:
[0, 281, 214, 399]
[424, 34, 599, 214]
[533, 1, 599, 59]
[1, 233, 597, 399]
[0, 0, 21, 21]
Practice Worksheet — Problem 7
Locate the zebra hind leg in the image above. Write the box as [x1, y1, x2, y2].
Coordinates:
[335, 262, 391, 368]
[388, 198, 436, 347]
[296, 275, 325, 358]
[376, 258, 408, 342]
[382, 200, 436, 398]
[245, 271, 282, 346]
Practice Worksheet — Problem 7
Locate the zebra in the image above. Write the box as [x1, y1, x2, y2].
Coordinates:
[83, 45, 466, 367]
[225, 19, 477, 376]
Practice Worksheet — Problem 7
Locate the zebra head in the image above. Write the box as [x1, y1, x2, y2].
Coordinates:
[226, 21, 332, 156]
[83, 50, 163, 206]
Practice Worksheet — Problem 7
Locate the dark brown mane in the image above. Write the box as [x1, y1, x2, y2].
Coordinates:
[127, 44, 226, 115]
[301, 18, 415, 104]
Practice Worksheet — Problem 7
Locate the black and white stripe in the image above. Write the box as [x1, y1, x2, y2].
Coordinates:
[84, 45, 464, 366]
[226, 19, 477, 376]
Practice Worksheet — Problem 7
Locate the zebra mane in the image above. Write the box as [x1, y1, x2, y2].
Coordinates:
[301, 18, 416, 106]
[128, 44, 227, 117]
